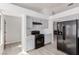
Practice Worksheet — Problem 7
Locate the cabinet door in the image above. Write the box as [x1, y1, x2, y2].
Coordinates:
[26, 39, 35, 51]
[45, 34, 52, 44]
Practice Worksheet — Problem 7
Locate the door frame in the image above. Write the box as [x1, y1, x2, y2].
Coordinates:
[0, 13, 5, 54]
[4, 19, 6, 49]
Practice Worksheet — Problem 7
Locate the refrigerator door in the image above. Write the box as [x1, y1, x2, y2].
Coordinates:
[57, 22, 64, 51]
[64, 20, 77, 55]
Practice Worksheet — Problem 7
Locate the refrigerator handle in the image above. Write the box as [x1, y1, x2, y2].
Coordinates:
[63, 26, 65, 40]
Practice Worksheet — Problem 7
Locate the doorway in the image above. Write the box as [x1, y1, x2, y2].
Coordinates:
[3, 15, 22, 54]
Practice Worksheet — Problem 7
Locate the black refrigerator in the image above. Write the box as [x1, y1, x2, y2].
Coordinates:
[57, 20, 79, 55]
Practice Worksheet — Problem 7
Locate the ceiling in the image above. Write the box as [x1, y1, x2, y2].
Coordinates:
[13, 3, 79, 16]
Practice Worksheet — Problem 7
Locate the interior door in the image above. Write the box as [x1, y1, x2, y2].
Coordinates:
[57, 22, 64, 51]
[64, 20, 77, 55]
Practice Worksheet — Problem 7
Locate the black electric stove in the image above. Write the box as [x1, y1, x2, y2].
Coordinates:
[31, 31, 44, 49]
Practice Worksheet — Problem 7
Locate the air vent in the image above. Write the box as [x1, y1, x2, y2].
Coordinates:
[68, 3, 74, 6]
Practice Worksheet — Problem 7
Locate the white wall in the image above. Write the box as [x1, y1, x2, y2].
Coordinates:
[0, 15, 1, 44]
[0, 13, 4, 54]
[4, 15, 21, 44]
[49, 7, 79, 43]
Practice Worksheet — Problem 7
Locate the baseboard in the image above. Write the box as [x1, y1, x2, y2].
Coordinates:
[5, 41, 21, 45]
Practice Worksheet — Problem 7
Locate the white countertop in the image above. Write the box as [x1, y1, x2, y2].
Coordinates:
[26, 35, 35, 40]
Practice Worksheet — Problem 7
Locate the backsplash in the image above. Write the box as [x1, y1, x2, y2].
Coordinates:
[26, 16, 48, 36]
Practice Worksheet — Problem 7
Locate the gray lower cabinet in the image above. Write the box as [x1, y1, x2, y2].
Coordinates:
[26, 36, 35, 51]
[44, 34, 52, 44]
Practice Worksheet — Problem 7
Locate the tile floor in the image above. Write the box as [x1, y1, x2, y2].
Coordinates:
[3, 42, 67, 55]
